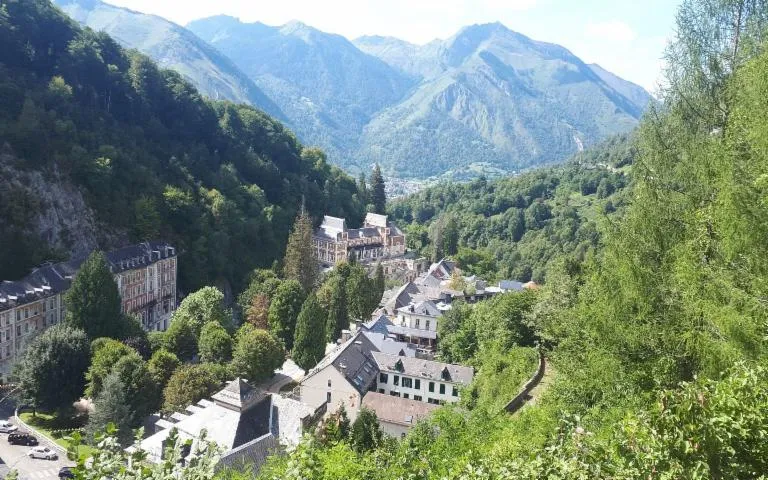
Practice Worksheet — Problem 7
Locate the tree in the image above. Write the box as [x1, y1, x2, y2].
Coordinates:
[370, 164, 386, 214]
[132, 195, 161, 241]
[16, 324, 90, 412]
[283, 210, 318, 292]
[231, 327, 285, 383]
[85, 338, 135, 398]
[123, 334, 151, 360]
[172, 286, 230, 336]
[148, 348, 180, 392]
[162, 364, 221, 414]
[317, 404, 350, 445]
[325, 276, 348, 343]
[245, 293, 270, 330]
[292, 293, 327, 371]
[86, 372, 132, 445]
[112, 351, 158, 420]
[268, 279, 305, 350]
[163, 316, 198, 361]
[346, 265, 378, 320]
[350, 407, 382, 453]
[373, 263, 385, 302]
[147, 331, 166, 354]
[64, 251, 123, 339]
[198, 321, 233, 364]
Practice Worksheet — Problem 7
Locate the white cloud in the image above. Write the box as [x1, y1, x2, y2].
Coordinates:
[584, 20, 636, 43]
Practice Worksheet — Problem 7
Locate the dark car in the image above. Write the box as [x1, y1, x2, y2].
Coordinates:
[58, 467, 74, 479]
[8, 432, 37, 445]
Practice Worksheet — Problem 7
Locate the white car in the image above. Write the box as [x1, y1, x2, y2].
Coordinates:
[28, 446, 58, 460]
[0, 420, 18, 433]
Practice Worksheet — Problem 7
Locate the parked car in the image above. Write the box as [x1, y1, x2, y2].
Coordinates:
[28, 446, 58, 460]
[0, 420, 18, 433]
[8, 432, 37, 445]
[58, 467, 74, 479]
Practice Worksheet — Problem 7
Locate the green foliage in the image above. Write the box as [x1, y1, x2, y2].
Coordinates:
[163, 316, 198, 361]
[17, 324, 90, 411]
[111, 351, 158, 420]
[283, 210, 319, 292]
[349, 407, 382, 453]
[231, 327, 285, 383]
[147, 348, 180, 392]
[172, 286, 230, 336]
[85, 338, 134, 398]
[268, 279, 305, 350]
[198, 321, 233, 364]
[316, 404, 351, 445]
[86, 372, 132, 445]
[0, 1, 365, 291]
[292, 293, 327, 371]
[324, 276, 348, 343]
[461, 347, 539, 413]
[64, 251, 125, 339]
[162, 364, 221, 414]
[370, 164, 386, 214]
[147, 331, 166, 354]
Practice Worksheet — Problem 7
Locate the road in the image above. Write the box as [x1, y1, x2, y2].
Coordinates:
[0, 398, 74, 480]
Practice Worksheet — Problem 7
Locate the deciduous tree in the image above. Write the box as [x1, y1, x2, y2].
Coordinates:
[231, 327, 285, 383]
[268, 279, 305, 350]
[198, 321, 233, 364]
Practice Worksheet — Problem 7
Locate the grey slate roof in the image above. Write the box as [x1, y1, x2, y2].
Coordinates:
[362, 392, 439, 427]
[499, 280, 525, 292]
[304, 331, 380, 394]
[371, 352, 474, 386]
[396, 300, 442, 318]
[362, 331, 415, 357]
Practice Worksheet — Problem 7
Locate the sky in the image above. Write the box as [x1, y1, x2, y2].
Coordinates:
[103, 0, 681, 92]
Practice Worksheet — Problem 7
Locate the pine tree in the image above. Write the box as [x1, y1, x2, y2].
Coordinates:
[370, 164, 386, 214]
[374, 263, 386, 303]
[87, 371, 133, 445]
[350, 407, 383, 453]
[325, 277, 348, 343]
[64, 251, 123, 339]
[358, 172, 369, 206]
[268, 280, 305, 351]
[284, 209, 319, 292]
[292, 293, 327, 370]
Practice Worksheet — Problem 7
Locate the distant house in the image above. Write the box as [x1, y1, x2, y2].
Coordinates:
[390, 301, 442, 351]
[312, 213, 406, 266]
[362, 392, 439, 438]
[371, 352, 474, 405]
[138, 378, 320, 473]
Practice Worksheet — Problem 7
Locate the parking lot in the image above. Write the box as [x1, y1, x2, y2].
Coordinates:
[0, 404, 74, 480]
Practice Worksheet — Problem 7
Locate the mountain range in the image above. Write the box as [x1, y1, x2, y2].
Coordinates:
[54, 0, 650, 179]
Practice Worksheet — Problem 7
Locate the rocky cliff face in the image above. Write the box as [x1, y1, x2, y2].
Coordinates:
[0, 148, 127, 278]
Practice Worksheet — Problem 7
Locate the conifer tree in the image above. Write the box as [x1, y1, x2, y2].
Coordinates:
[86, 371, 132, 445]
[373, 263, 386, 303]
[370, 164, 386, 214]
[292, 293, 327, 370]
[325, 277, 348, 343]
[65, 251, 123, 339]
[268, 280, 305, 350]
[350, 407, 383, 453]
[283, 209, 319, 292]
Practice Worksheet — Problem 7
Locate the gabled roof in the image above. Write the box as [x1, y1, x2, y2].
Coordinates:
[371, 352, 474, 386]
[396, 300, 442, 318]
[304, 331, 380, 394]
[362, 392, 439, 427]
[362, 331, 415, 357]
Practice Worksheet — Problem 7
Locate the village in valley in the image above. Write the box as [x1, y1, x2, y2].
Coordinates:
[0, 207, 536, 477]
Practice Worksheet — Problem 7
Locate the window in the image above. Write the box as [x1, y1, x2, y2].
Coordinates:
[378, 389, 385, 394]
[403, 393, 409, 399]
[327, 379, 332, 388]
[415, 318, 420, 328]
[24, 323, 29, 334]
[401, 433, 406, 439]
[428, 382, 435, 393]
[414, 379, 421, 390]
[452, 386, 459, 397]
[394, 375, 400, 386]
[390, 391, 400, 397]
[16, 326, 21, 337]
[427, 398, 438, 405]
[426, 320, 430, 330]
[379, 373, 388, 383]
[402, 377, 413, 388]
[326, 392, 331, 403]
[414, 395, 422, 401]
[439, 384, 446, 395]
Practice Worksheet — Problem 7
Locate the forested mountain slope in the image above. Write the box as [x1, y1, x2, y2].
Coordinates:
[389, 133, 635, 282]
[52, 0, 284, 120]
[0, 0, 365, 292]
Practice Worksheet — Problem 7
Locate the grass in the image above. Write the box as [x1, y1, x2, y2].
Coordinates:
[19, 411, 95, 460]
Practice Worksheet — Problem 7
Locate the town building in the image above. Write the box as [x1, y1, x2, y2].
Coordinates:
[389, 300, 442, 352]
[300, 330, 473, 422]
[361, 392, 439, 438]
[299, 330, 417, 421]
[0, 241, 177, 380]
[371, 352, 474, 405]
[312, 213, 406, 266]
[137, 378, 321, 473]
